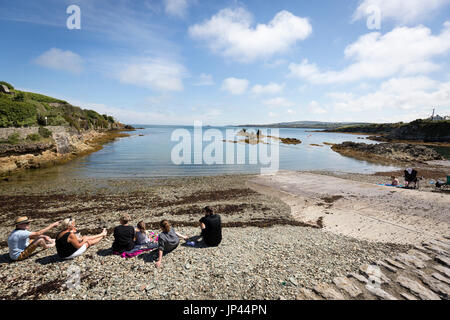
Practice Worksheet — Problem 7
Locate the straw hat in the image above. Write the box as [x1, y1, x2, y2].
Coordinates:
[15, 216, 31, 225]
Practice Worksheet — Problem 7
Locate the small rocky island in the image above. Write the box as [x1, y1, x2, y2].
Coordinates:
[225, 129, 302, 145]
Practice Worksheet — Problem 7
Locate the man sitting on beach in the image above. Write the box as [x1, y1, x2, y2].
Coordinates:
[198, 206, 222, 247]
[404, 168, 419, 189]
[7, 216, 59, 261]
[112, 214, 135, 254]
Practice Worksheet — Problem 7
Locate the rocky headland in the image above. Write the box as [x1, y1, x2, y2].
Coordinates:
[331, 142, 444, 165]
[0, 128, 131, 178]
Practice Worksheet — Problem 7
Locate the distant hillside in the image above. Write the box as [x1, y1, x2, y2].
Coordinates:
[328, 119, 450, 142]
[237, 121, 371, 129]
[0, 81, 121, 131]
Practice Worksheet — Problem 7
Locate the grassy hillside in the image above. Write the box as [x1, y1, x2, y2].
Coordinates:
[0, 81, 117, 130]
[237, 121, 371, 129]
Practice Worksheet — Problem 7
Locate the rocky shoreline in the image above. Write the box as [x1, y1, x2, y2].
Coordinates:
[0, 128, 131, 178]
[331, 142, 444, 165]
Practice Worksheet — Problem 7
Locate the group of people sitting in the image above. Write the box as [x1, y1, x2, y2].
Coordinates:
[7, 206, 222, 268]
[389, 168, 419, 188]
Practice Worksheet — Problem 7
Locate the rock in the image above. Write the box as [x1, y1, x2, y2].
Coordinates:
[384, 258, 406, 270]
[406, 249, 432, 262]
[435, 255, 450, 268]
[297, 288, 322, 300]
[365, 285, 397, 300]
[417, 273, 450, 298]
[427, 240, 450, 251]
[376, 260, 397, 273]
[396, 276, 440, 300]
[349, 272, 368, 284]
[433, 265, 450, 279]
[53, 133, 72, 154]
[431, 272, 450, 285]
[333, 277, 363, 298]
[394, 253, 426, 269]
[359, 264, 391, 285]
[331, 142, 443, 163]
[313, 283, 345, 300]
[400, 292, 418, 300]
[424, 244, 448, 255]
[289, 277, 298, 287]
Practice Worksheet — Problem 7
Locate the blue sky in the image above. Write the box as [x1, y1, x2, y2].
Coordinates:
[1, 0, 450, 125]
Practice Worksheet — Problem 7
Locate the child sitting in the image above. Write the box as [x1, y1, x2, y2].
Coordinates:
[135, 221, 158, 249]
[390, 176, 400, 186]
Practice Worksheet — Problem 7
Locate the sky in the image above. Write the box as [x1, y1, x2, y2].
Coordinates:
[0, 0, 450, 126]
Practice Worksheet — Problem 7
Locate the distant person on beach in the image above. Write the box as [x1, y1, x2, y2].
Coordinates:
[155, 220, 188, 268]
[56, 218, 107, 260]
[112, 214, 136, 253]
[391, 176, 400, 186]
[404, 168, 418, 188]
[7, 216, 59, 261]
[198, 206, 222, 247]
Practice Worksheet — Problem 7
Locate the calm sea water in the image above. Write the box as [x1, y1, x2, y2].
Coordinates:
[41, 125, 399, 178]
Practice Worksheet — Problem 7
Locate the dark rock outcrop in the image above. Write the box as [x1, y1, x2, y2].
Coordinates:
[332, 142, 443, 164]
[0, 143, 55, 157]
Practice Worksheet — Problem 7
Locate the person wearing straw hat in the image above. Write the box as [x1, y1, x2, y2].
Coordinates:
[7, 216, 59, 261]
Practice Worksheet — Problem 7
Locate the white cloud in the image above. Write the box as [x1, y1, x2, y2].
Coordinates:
[286, 109, 296, 115]
[263, 97, 295, 108]
[251, 82, 284, 95]
[289, 22, 450, 84]
[163, 0, 190, 18]
[353, 0, 450, 25]
[328, 76, 450, 116]
[193, 73, 215, 86]
[34, 48, 84, 74]
[221, 77, 249, 95]
[307, 101, 327, 115]
[117, 58, 187, 92]
[189, 7, 312, 62]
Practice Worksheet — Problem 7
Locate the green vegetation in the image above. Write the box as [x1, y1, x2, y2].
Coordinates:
[38, 126, 52, 138]
[26, 133, 41, 142]
[7, 133, 20, 144]
[0, 81, 119, 130]
[0, 81, 14, 90]
[331, 119, 450, 142]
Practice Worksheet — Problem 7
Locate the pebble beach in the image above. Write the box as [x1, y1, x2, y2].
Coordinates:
[0, 174, 410, 300]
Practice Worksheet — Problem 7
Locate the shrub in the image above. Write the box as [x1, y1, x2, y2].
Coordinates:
[38, 126, 52, 138]
[0, 96, 37, 127]
[7, 133, 20, 144]
[26, 133, 41, 142]
[0, 81, 14, 90]
[13, 92, 25, 101]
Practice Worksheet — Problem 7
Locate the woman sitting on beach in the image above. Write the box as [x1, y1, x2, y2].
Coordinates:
[56, 218, 107, 260]
[155, 219, 188, 268]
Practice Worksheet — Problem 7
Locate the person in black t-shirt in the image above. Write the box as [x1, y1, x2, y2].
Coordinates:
[112, 214, 135, 253]
[199, 206, 222, 247]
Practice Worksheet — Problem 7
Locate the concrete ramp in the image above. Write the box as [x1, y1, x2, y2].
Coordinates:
[248, 171, 450, 245]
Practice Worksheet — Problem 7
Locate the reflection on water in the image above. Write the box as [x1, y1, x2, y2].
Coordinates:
[8, 126, 400, 180]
